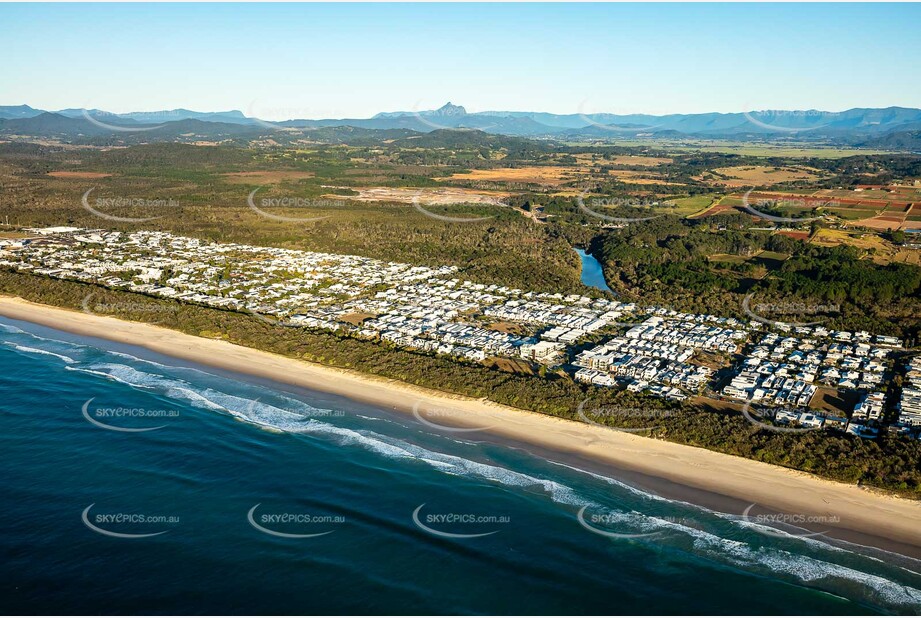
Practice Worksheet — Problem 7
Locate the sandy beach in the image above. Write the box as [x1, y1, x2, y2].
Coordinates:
[1, 295, 919, 555]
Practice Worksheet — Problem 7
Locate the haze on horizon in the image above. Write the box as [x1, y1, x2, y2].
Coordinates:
[2, 3, 920, 120]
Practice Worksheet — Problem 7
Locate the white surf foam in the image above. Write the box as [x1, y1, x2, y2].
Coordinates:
[548, 459, 686, 505]
[4, 342, 75, 364]
[585, 506, 921, 607]
[664, 513, 921, 608]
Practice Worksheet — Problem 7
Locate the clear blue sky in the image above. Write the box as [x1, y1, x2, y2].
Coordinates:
[3, 3, 919, 118]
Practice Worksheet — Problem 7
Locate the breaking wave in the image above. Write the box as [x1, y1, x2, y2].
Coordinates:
[4, 342, 76, 364]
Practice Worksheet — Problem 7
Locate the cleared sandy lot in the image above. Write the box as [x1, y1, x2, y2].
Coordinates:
[697, 166, 823, 187]
[327, 186, 510, 206]
[221, 171, 316, 184]
[442, 166, 577, 186]
[46, 171, 113, 179]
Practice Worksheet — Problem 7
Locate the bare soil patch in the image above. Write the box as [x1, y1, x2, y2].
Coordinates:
[852, 216, 911, 231]
[775, 230, 811, 241]
[221, 171, 316, 184]
[607, 170, 679, 185]
[46, 171, 112, 179]
[690, 197, 737, 218]
[607, 155, 673, 167]
[487, 321, 532, 336]
[329, 186, 509, 206]
[443, 166, 576, 186]
[484, 357, 535, 375]
[338, 312, 376, 326]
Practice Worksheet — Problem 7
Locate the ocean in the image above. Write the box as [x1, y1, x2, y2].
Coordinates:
[1, 317, 920, 615]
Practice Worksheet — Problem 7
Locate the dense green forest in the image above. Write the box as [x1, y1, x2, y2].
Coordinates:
[591, 215, 921, 340]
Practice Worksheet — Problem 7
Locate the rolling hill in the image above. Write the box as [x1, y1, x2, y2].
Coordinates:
[3, 103, 921, 149]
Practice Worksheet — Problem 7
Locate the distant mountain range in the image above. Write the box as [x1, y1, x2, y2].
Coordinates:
[2, 102, 921, 149]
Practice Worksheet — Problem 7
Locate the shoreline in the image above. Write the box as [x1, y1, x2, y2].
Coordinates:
[2, 295, 920, 558]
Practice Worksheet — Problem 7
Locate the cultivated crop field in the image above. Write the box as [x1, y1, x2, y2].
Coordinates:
[811, 228, 921, 265]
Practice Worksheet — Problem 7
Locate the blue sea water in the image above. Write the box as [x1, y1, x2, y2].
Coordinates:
[1, 317, 920, 615]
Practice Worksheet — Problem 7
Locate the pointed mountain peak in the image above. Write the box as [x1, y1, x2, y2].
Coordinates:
[432, 102, 467, 117]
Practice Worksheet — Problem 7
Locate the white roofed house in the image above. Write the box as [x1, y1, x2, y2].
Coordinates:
[875, 334, 903, 347]
[519, 341, 565, 365]
[626, 380, 648, 393]
[589, 373, 617, 387]
[823, 414, 848, 430]
[575, 368, 603, 384]
[899, 385, 921, 426]
[797, 413, 825, 429]
[724, 370, 758, 398]
[853, 391, 885, 421]
[775, 409, 800, 425]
